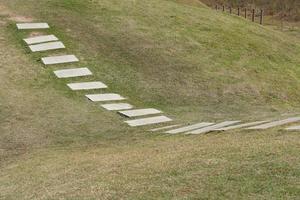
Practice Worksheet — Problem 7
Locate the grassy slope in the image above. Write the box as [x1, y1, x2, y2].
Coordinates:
[0, 0, 299, 199]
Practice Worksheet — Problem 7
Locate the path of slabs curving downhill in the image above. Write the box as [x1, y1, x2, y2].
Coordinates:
[16, 23, 300, 135]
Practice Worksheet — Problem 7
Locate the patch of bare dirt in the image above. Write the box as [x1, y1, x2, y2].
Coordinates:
[0, 4, 34, 23]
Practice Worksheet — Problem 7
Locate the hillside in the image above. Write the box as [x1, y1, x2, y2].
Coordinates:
[0, 0, 300, 199]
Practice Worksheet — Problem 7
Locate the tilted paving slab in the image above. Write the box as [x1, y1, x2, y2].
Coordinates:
[246, 117, 300, 130]
[186, 121, 241, 135]
[67, 82, 107, 90]
[29, 41, 65, 52]
[24, 35, 58, 45]
[17, 23, 49, 30]
[125, 116, 172, 127]
[42, 55, 79, 65]
[54, 68, 92, 78]
[118, 108, 162, 118]
[101, 103, 133, 111]
[165, 122, 214, 134]
[214, 121, 269, 131]
[86, 94, 125, 102]
[150, 124, 182, 132]
[285, 125, 300, 130]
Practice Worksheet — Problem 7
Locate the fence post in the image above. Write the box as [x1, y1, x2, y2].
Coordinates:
[252, 9, 255, 22]
[229, 7, 232, 14]
[260, 9, 263, 24]
[215, 5, 218, 10]
[238, 7, 240, 16]
[244, 8, 247, 18]
[223, 5, 225, 12]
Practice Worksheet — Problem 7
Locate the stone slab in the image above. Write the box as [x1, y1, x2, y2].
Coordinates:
[17, 23, 49, 30]
[125, 116, 172, 127]
[186, 121, 241, 135]
[165, 122, 214, 134]
[214, 121, 269, 131]
[29, 41, 65, 52]
[118, 108, 162, 118]
[101, 103, 133, 111]
[86, 94, 125, 102]
[246, 117, 300, 130]
[67, 82, 107, 90]
[150, 124, 182, 132]
[24, 35, 58, 45]
[42, 55, 79, 65]
[285, 125, 300, 130]
[54, 68, 92, 78]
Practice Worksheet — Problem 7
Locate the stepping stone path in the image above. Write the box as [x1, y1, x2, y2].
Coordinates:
[54, 68, 92, 78]
[125, 116, 172, 127]
[29, 41, 65, 52]
[165, 122, 214, 134]
[24, 35, 58, 45]
[214, 121, 269, 131]
[67, 81, 107, 90]
[17, 22, 299, 133]
[101, 103, 133, 111]
[150, 124, 182, 132]
[86, 94, 125, 102]
[118, 108, 162, 118]
[285, 125, 300, 130]
[42, 55, 79, 65]
[246, 117, 300, 130]
[17, 23, 49, 30]
[186, 121, 241, 135]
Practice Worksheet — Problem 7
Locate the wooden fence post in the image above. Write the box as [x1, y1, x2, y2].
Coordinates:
[223, 5, 225, 12]
[260, 9, 263, 24]
[252, 9, 255, 22]
[229, 7, 232, 14]
[215, 5, 218, 10]
[244, 8, 247, 18]
[238, 7, 240, 16]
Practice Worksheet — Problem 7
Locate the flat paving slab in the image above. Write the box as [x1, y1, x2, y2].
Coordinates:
[17, 23, 49, 30]
[101, 103, 133, 111]
[285, 125, 300, 130]
[86, 94, 125, 102]
[24, 35, 58, 45]
[186, 121, 241, 135]
[118, 108, 162, 118]
[29, 41, 65, 52]
[150, 124, 182, 132]
[42, 55, 79, 65]
[54, 68, 92, 78]
[125, 116, 172, 127]
[67, 81, 107, 90]
[214, 121, 269, 131]
[246, 117, 300, 130]
[165, 122, 214, 134]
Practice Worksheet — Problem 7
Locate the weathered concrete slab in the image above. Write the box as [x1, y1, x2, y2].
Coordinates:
[29, 41, 65, 52]
[150, 124, 182, 132]
[54, 68, 92, 78]
[125, 116, 172, 127]
[42, 55, 79, 65]
[214, 121, 269, 131]
[86, 94, 125, 102]
[186, 121, 241, 135]
[101, 103, 133, 111]
[24, 35, 58, 45]
[67, 82, 107, 90]
[17, 23, 49, 30]
[165, 122, 214, 134]
[246, 117, 300, 130]
[118, 108, 162, 118]
[285, 125, 300, 130]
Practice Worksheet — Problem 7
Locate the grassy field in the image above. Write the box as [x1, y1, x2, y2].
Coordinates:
[0, 0, 300, 199]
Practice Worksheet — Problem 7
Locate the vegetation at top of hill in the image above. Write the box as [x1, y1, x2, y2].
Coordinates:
[201, 0, 300, 21]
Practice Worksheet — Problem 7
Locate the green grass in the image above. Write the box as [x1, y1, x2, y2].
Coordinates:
[0, 0, 300, 199]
